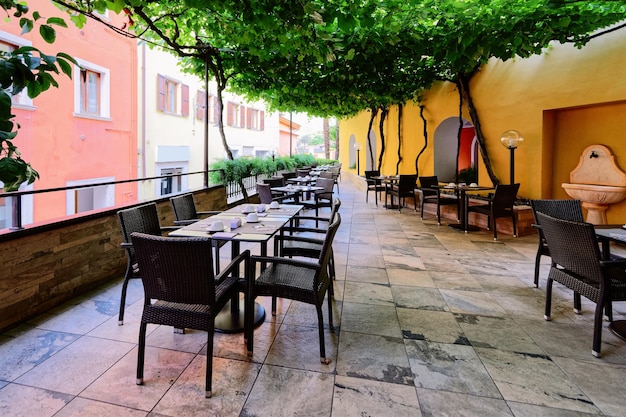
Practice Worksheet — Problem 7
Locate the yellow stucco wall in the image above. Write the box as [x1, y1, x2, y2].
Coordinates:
[340, 25, 626, 223]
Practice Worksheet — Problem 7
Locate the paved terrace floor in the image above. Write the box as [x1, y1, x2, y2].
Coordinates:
[1, 175, 626, 417]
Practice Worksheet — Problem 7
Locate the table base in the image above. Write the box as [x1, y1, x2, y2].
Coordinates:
[215, 300, 265, 334]
[609, 320, 626, 341]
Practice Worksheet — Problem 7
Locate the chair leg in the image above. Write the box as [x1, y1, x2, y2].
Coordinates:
[316, 304, 330, 365]
[573, 292, 582, 314]
[206, 326, 214, 397]
[533, 249, 542, 288]
[592, 299, 605, 358]
[544, 278, 553, 320]
[136, 322, 147, 385]
[118, 270, 133, 325]
[492, 217, 497, 240]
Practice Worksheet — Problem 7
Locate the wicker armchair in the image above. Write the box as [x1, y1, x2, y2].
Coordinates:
[170, 193, 225, 272]
[536, 212, 626, 357]
[256, 183, 294, 205]
[365, 170, 385, 205]
[247, 213, 341, 364]
[170, 193, 221, 226]
[419, 175, 459, 225]
[302, 177, 334, 220]
[116, 203, 179, 325]
[386, 174, 418, 212]
[131, 232, 250, 397]
[275, 198, 341, 297]
[466, 183, 520, 240]
[529, 199, 583, 288]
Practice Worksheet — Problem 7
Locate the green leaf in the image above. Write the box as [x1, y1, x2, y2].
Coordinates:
[19, 18, 33, 35]
[39, 25, 57, 43]
[46, 17, 68, 28]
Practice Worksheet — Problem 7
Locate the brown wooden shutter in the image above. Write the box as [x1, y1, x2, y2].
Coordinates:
[181, 84, 189, 116]
[227, 101, 234, 126]
[246, 108, 253, 129]
[196, 90, 206, 120]
[213, 96, 219, 123]
[240, 105, 246, 128]
[157, 75, 166, 111]
[260, 111, 265, 131]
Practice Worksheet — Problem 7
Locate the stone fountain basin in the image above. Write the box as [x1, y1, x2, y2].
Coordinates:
[561, 183, 626, 204]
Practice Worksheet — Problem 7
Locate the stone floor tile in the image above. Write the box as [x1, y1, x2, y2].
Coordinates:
[416, 388, 514, 417]
[241, 365, 334, 417]
[406, 340, 502, 398]
[332, 375, 421, 416]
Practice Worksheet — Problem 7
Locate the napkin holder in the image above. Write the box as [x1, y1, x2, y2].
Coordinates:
[230, 218, 241, 229]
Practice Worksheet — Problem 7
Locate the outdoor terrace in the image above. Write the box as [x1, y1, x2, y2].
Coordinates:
[1, 174, 625, 416]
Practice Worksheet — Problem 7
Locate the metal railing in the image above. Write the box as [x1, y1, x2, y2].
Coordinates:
[1, 170, 231, 230]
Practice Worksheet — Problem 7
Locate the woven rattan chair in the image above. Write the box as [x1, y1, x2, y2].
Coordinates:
[529, 199, 583, 288]
[131, 232, 250, 397]
[302, 177, 334, 220]
[536, 212, 626, 357]
[116, 203, 179, 325]
[275, 198, 341, 296]
[170, 193, 221, 226]
[281, 171, 297, 181]
[419, 175, 459, 225]
[247, 213, 341, 364]
[256, 183, 294, 205]
[386, 174, 418, 212]
[365, 170, 385, 205]
[170, 193, 225, 272]
[466, 183, 520, 240]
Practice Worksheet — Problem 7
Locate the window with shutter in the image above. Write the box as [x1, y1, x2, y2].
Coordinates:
[239, 105, 246, 128]
[212, 96, 219, 123]
[181, 84, 189, 117]
[227, 101, 234, 126]
[157, 75, 166, 111]
[196, 90, 206, 120]
[73, 58, 110, 118]
[260, 111, 265, 131]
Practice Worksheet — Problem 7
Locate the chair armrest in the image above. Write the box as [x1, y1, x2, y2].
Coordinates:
[216, 249, 250, 283]
[250, 255, 321, 271]
[120, 242, 133, 249]
[600, 257, 626, 268]
[282, 225, 328, 234]
[275, 235, 324, 245]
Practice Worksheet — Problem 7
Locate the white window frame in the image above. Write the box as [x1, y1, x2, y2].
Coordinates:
[73, 58, 111, 119]
[65, 177, 115, 215]
[156, 163, 189, 197]
[0, 30, 34, 108]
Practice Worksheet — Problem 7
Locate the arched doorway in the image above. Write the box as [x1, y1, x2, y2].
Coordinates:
[434, 117, 478, 183]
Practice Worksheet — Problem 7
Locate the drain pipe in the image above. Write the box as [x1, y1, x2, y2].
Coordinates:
[140, 42, 147, 178]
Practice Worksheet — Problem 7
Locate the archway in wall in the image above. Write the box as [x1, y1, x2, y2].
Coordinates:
[434, 117, 478, 182]
[349, 134, 357, 169]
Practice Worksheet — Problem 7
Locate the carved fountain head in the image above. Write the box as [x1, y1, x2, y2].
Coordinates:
[562, 144, 626, 224]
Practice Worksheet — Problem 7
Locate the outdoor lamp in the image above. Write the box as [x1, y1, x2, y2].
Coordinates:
[354, 142, 362, 176]
[500, 130, 523, 184]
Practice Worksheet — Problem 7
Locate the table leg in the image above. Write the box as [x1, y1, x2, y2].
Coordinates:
[215, 240, 265, 333]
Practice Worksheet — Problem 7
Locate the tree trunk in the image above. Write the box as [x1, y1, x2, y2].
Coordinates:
[396, 103, 403, 174]
[458, 73, 500, 186]
[415, 104, 428, 177]
[455, 80, 462, 183]
[378, 106, 388, 172]
[367, 108, 377, 170]
[323, 118, 330, 160]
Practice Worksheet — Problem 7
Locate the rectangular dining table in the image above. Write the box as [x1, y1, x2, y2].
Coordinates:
[169, 203, 304, 333]
[594, 225, 626, 341]
[271, 185, 323, 203]
[448, 184, 495, 232]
